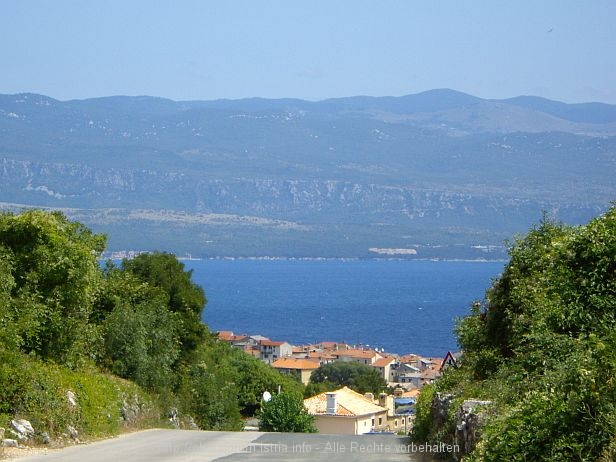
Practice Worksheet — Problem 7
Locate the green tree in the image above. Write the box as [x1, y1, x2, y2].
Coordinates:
[217, 343, 304, 415]
[309, 361, 386, 396]
[259, 392, 316, 433]
[122, 252, 208, 362]
[0, 210, 106, 365]
[176, 342, 244, 431]
[102, 298, 180, 391]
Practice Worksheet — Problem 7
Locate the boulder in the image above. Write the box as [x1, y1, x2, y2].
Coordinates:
[168, 408, 180, 429]
[67, 425, 79, 441]
[120, 394, 143, 424]
[67, 390, 78, 407]
[186, 416, 199, 430]
[2, 439, 18, 448]
[41, 432, 51, 445]
[10, 419, 34, 440]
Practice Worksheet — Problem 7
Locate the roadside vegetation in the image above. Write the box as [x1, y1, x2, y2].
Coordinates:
[258, 392, 316, 433]
[0, 210, 303, 446]
[414, 206, 616, 461]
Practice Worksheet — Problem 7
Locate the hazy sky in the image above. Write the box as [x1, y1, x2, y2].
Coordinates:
[1, 1, 615, 103]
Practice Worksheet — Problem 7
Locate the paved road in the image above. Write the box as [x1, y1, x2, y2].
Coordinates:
[13, 430, 441, 461]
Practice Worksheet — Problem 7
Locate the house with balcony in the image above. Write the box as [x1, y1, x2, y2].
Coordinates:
[259, 339, 293, 363]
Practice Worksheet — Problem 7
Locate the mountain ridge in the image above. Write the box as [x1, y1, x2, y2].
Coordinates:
[5, 88, 616, 124]
[1, 89, 614, 258]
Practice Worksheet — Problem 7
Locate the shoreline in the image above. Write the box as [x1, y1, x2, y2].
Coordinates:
[100, 254, 507, 263]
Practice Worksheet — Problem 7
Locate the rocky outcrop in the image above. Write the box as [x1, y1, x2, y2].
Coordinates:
[431, 392, 454, 429]
[454, 400, 492, 459]
[427, 395, 492, 461]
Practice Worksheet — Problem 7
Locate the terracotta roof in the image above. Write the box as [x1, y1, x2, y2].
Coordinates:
[373, 356, 395, 367]
[272, 357, 320, 370]
[308, 351, 336, 359]
[260, 340, 286, 347]
[304, 387, 387, 417]
[401, 389, 421, 399]
[334, 349, 380, 360]
[399, 354, 420, 363]
[420, 368, 442, 380]
[217, 331, 235, 341]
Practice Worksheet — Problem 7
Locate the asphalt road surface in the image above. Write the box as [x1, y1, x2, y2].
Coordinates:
[12, 430, 445, 461]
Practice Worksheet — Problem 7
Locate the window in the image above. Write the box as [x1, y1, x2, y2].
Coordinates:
[378, 417, 383, 426]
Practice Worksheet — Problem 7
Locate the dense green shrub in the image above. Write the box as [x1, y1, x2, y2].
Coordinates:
[259, 392, 316, 433]
[176, 341, 304, 430]
[415, 206, 616, 461]
[0, 346, 160, 439]
[0, 210, 106, 365]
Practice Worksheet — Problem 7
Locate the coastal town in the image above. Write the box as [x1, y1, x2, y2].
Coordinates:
[217, 330, 460, 435]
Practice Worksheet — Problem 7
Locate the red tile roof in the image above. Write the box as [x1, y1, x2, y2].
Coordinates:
[399, 354, 420, 363]
[260, 340, 286, 347]
[272, 358, 320, 370]
[308, 351, 336, 359]
[217, 331, 235, 341]
[373, 356, 395, 367]
[401, 389, 421, 399]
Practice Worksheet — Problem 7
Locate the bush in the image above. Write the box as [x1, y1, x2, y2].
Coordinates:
[0, 347, 161, 440]
[418, 207, 616, 461]
[258, 392, 316, 433]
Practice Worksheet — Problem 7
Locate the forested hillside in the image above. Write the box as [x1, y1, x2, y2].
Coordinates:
[0, 210, 302, 445]
[414, 205, 616, 461]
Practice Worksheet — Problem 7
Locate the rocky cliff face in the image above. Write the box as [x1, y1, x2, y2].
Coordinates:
[0, 158, 602, 228]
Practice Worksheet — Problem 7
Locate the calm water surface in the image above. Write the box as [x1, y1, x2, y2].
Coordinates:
[185, 259, 504, 357]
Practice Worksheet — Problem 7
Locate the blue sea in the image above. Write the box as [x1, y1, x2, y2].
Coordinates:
[184, 259, 505, 357]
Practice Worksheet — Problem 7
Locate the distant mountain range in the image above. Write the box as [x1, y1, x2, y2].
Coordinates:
[1, 89, 615, 259]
